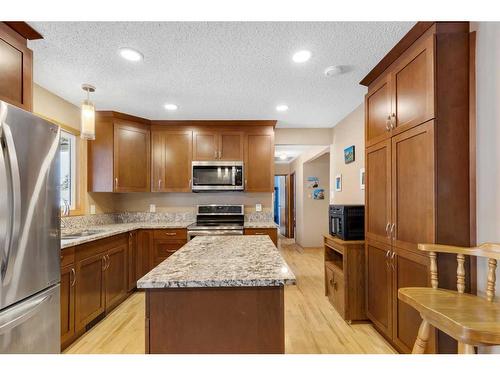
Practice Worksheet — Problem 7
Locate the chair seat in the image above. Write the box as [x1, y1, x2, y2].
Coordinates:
[398, 287, 500, 345]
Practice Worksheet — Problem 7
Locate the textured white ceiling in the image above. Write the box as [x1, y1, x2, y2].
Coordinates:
[28, 22, 414, 128]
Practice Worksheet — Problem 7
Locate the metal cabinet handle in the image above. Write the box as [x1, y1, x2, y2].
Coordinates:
[390, 223, 396, 240]
[390, 113, 396, 129]
[385, 222, 391, 237]
[390, 251, 396, 271]
[106, 255, 110, 270]
[386, 115, 391, 131]
[114, 177, 118, 190]
[165, 232, 177, 236]
[70, 268, 76, 287]
[102, 256, 107, 271]
[158, 179, 161, 190]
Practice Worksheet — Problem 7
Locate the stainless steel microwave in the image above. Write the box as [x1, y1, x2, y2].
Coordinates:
[192, 161, 244, 192]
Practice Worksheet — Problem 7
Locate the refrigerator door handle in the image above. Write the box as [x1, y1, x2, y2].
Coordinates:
[0, 122, 22, 285]
[0, 294, 52, 335]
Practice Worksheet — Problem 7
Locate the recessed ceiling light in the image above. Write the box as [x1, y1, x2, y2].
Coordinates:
[279, 154, 288, 160]
[276, 104, 289, 112]
[324, 65, 343, 77]
[119, 47, 143, 62]
[164, 103, 178, 111]
[292, 50, 311, 63]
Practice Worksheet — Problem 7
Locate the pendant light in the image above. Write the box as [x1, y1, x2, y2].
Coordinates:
[81, 84, 96, 140]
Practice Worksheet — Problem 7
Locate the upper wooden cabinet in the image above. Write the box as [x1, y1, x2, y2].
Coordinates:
[245, 131, 274, 192]
[0, 22, 42, 111]
[193, 130, 243, 161]
[88, 112, 151, 192]
[151, 129, 192, 192]
[361, 22, 472, 354]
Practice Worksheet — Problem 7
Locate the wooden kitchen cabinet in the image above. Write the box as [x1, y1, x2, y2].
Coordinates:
[0, 23, 41, 111]
[193, 130, 243, 161]
[127, 231, 137, 291]
[104, 242, 128, 313]
[136, 230, 153, 280]
[244, 132, 274, 192]
[151, 229, 187, 268]
[88, 111, 151, 192]
[361, 22, 472, 353]
[60, 248, 75, 349]
[151, 129, 193, 192]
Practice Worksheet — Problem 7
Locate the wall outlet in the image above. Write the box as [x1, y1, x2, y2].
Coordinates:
[90, 205, 96, 215]
[149, 204, 156, 213]
[255, 204, 262, 212]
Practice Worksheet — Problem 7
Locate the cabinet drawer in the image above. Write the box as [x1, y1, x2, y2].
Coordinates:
[153, 228, 187, 240]
[325, 264, 345, 319]
[324, 237, 344, 254]
[151, 239, 187, 268]
[244, 228, 278, 246]
[60, 247, 75, 268]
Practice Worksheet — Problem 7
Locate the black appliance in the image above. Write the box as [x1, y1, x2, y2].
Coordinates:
[329, 205, 365, 240]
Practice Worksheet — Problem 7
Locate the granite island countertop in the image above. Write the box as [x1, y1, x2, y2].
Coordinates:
[60, 221, 278, 249]
[137, 235, 296, 288]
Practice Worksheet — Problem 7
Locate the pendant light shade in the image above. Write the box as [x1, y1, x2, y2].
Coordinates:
[81, 84, 96, 140]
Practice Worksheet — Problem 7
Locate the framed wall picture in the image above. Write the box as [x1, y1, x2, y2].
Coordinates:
[360, 168, 365, 190]
[335, 174, 342, 192]
[344, 145, 355, 164]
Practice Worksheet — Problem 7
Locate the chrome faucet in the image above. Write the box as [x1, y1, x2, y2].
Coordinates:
[61, 199, 70, 216]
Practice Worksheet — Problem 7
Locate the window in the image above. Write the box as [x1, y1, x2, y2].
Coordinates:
[60, 130, 77, 210]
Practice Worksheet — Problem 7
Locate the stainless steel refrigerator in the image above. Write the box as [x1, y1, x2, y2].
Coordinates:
[0, 101, 60, 353]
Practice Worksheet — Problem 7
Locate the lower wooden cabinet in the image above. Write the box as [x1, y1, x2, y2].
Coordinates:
[151, 229, 187, 268]
[128, 231, 137, 291]
[136, 230, 153, 280]
[104, 242, 128, 313]
[365, 238, 435, 353]
[244, 228, 278, 246]
[60, 248, 75, 349]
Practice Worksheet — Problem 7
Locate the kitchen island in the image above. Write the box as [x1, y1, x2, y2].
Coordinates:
[137, 235, 296, 354]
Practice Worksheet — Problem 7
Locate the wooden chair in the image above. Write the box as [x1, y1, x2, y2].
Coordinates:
[398, 243, 500, 354]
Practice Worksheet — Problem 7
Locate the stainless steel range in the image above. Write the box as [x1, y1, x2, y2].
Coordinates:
[187, 204, 244, 241]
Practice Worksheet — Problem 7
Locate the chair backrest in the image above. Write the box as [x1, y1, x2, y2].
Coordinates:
[418, 243, 500, 302]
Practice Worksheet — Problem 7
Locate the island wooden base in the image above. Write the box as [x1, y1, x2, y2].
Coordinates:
[145, 286, 285, 354]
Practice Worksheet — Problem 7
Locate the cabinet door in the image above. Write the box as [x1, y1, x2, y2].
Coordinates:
[391, 35, 435, 135]
[105, 243, 128, 312]
[365, 75, 391, 147]
[365, 140, 391, 245]
[365, 239, 393, 338]
[136, 230, 153, 279]
[60, 264, 75, 347]
[391, 121, 435, 253]
[127, 231, 137, 291]
[219, 132, 243, 160]
[245, 133, 274, 192]
[113, 120, 151, 192]
[392, 247, 435, 353]
[152, 130, 192, 192]
[193, 131, 218, 160]
[0, 23, 33, 111]
[75, 252, 105, 331]
[150, 239, 186, 268]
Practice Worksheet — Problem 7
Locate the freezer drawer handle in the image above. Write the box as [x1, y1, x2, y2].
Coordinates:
[0, 294, 52, 335]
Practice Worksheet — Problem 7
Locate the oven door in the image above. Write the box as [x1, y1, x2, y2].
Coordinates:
[192, 161, 244, 191]
[187, 229, 244, 241]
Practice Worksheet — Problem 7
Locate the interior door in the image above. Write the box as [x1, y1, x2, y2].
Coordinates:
[391, 34, 435, 135]
[392, 247, 435, 353]
[365, 139, 391, 245]
[391, 121, 435, 253]
[113, 120, 150, 192]
[0, 284, 60, 353]
[219, 132, 243, 160]
[104, 243, 128, 312]
[245, 133, 274, 192]
[193, 131, 218, 160]
[0, 103, 60, 311]
[365, 75, 391, 147]
[365, 239, 393, 339]
[75, 252, 105, 331]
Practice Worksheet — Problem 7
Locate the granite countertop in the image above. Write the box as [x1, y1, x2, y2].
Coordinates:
[60, 221, 278, 249]
[137, 235, 296, 288]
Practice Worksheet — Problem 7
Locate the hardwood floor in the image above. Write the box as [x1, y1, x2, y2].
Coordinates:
[64, 237, 396, 354]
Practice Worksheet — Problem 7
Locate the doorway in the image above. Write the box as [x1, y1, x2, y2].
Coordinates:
[274, 175, 287, 236]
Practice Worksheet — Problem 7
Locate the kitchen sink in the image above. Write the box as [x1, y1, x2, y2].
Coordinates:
[61, 229, 106, 239]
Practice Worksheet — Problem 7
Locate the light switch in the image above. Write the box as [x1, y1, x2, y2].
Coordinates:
[150, 204, 156, 213]
[255, 204, 262, 212]
[90, 205, 96, 215]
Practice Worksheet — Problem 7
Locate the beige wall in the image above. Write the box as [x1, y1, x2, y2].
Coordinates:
[274, 162, 290, 175]
[33, 84, 116, 214]
[289, 146, 330, 247]
[329, 103, 365, 205]
[275, 128, 332, 145]
[471, 22, 500, 353]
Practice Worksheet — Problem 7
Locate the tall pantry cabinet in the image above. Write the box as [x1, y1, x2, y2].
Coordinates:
[362, 22, 473, 353]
